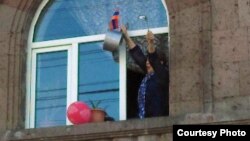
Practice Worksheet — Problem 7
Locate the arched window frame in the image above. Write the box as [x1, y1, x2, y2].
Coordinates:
[26, 0, 169, 129]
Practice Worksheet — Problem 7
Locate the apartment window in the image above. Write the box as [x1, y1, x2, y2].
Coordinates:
[26, 0, 168, 128]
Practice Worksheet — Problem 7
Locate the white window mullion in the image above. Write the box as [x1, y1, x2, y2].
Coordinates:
[31, 27, 168, 49]
[71, 43, 79, 103]
[29, 50, 38, 128]
[66, 45, 73, 125]
[119, 41, 127, 120]
[66, 43, 78, 125]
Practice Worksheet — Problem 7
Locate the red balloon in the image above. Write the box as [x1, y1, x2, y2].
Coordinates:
[67, 101, 91, 124]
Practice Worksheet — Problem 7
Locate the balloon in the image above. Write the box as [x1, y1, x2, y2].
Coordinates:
[67, 101, 91, 124]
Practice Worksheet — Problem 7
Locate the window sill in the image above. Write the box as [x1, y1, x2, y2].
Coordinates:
[4, 116, 172, 141]
[3, 114, 250, 141]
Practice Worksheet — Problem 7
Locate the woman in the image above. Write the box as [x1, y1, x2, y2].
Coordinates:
[121, 25, 169, 118]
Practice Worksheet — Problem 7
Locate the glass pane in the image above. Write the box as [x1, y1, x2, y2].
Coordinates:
[34, 0, 168, 42]
[35, 51, 67, 128]
[78, 42, 119, 120]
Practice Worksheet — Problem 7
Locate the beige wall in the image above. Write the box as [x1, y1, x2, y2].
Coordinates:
[167, 0, 250, 119]
[0, 0, 42, 133]
[0, 0, 250, 140]
[166, 0, 213, 115]
[211, 0, 250, 120]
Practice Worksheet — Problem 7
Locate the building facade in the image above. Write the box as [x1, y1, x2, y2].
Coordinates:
[0, 0, 250, 140]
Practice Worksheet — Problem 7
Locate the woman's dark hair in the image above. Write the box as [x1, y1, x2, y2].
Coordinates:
[146, 48, 168, 66]
[156, 49, 168, 66]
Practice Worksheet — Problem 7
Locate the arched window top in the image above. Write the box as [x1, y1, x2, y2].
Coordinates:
[34, 0, 168, 42]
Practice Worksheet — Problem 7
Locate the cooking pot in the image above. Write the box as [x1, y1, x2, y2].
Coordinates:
[103, 30, 123, 52]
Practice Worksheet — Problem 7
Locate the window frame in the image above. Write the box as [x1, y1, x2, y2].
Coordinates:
[26, 0, 169, 129]
[30, 45, 71, 128]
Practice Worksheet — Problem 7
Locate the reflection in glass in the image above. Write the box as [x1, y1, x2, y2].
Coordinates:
[35, 51, 67, 128]
[34, 0, 168, 41]
[78, 42, 119, 120]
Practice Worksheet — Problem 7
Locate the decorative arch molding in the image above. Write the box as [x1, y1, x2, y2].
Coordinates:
[0, 0, 42, 131]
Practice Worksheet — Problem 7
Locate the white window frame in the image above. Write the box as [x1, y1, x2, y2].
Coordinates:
[30, 46, 71, 128]
[26, 0, 169, 129]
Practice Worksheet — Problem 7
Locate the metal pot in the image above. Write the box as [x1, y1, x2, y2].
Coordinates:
[103, 30, 123, 52]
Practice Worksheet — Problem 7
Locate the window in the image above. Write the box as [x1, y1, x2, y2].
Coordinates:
[34, 47, 68, 127]
[78, 42, 120, 120]
[26, 0, 169, 128]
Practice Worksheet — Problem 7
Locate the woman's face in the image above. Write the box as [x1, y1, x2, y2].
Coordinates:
[146, 59, 154, 74]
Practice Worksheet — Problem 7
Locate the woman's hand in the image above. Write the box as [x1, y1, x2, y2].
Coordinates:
[121, 25, 128, 38]
[146, 30, 154, 44]
[121, 25, 136, 49]
[146, 31, 155, 53]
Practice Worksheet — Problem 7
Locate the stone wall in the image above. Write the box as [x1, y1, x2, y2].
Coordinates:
[0, 0, 42, 133]
[211, 0, 250, 120]
[167, 0, 250, 119]
[166, 0, 213, 115]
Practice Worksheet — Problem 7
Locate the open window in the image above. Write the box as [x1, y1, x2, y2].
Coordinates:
[26, 0, 169, 128]
[126, 33, 169, 119]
